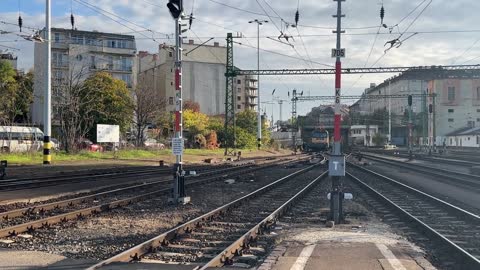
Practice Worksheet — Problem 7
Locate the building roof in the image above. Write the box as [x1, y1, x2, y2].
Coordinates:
[51, 28, 135, 40]
[445, 126, 480, 136]
[365, 68, 480, 95]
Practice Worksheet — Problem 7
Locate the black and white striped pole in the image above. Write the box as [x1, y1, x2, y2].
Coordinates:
[43, 0, 52, 165]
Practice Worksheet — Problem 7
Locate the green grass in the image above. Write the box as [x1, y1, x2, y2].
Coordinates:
[0, 148, 230, 165]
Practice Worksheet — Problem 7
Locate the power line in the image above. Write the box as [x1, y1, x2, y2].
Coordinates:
[72, 0, 161, 43]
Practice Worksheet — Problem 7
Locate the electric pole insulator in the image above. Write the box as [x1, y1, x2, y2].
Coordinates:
[71, 14, 75, 30]
[295, 10, 299, 26]
[167, 0, 183, 19]
[18, 15, 23, 32]
[380, 6, 385, 21]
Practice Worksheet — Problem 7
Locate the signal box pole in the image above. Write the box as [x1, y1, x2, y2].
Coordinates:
[329, 0, 346, 224]
[168, 0, 190, 204]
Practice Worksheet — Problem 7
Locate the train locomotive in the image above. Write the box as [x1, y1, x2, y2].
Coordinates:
[304, 128, 330, 152]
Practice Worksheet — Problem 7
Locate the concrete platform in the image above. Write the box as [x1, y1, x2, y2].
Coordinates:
[257, 223, 437, 270]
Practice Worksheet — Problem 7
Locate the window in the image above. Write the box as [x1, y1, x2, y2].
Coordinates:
[169, 52, 173, 57]
[54, 33, 60, 43]
[237, 105, 241, 109]
[237, 80, 241, 84]
[448, 118, 454, 122]
[468, 121, 475, 128]
[238, 88, 242, 92]
[72, 35, 84, 44]
[468, 137, 471, 141]
[237, 96, 241, 101]
[448, 109, 454, 113]
[478, 109, 480, 113]
[85, 37, 96, 46]
[90, 55, 96, 69]
[448, 86, 455, 101]
[477, 87, 480, 100]
[169, 97, 174, 105]
[450, 138, 453, 145]
[121, 74, 132, 87]
[171, 82, 173, 86]
[107, 40, 116, 48]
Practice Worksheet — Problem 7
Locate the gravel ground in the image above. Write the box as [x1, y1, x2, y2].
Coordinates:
[0, 160, 315, 261]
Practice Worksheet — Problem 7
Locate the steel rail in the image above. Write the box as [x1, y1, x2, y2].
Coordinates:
[0, 158, 287, 220]
[361, 153, 480, 188]
[199, 170, 328, 269]
[347, 168, 480, 268]
[0, 157, 306, 239]
[359, 149, 480, 167]
[86, 159, 324, 270]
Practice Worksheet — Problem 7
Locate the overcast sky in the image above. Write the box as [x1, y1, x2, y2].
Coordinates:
[1, 0, 479, 118]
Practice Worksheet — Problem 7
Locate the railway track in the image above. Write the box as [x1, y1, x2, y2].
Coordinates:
[0, 155, 310, 240]
[0, 164, 227, 190]
[0, 156, 290, 190]
[359, 148, 480, 167]
[347, 163, 480, 269]
[87, 163, 328, 269]
[360, 153, 480, 190]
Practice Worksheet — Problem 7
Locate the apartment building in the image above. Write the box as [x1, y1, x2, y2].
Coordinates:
[350, 68, 480, 145]
[0, 51, 18, 70]
[32, 28, 136, 125]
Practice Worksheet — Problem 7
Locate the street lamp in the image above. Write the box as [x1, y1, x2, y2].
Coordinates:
[249, 19, 268, 150]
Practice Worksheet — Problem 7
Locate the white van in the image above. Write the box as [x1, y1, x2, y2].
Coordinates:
[0, 126, 44, 153]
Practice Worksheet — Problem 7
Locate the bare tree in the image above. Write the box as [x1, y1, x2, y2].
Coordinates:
[54, 63, 97, 153]
[132, 87, 166, 146]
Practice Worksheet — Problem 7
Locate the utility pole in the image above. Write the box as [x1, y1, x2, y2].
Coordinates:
[291, 90, 298, 154]
[249, 19, 268, 150]
[329, 0, 346, 224]
[388, 80, 392, 143]
[43, 0, 52, 165]
[167, 0, 189, 204]
[408, 94, 413, 158]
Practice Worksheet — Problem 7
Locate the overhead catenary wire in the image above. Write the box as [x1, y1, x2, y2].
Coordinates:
[72, 0, 164, 43]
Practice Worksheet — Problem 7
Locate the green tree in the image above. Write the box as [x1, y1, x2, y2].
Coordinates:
[13, 71, 34, 123]
[0, 61, 18, 124]
[372, 133, 387, 146]
[82, 72, 134, 141]
[183, 109, 209, 135]
[236, 109, 257, 134]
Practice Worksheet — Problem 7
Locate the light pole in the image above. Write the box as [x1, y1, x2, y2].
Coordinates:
[249, 19, 268, 150]
[43, 0, 52, 165]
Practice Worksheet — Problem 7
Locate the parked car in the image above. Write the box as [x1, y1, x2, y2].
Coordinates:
[144, 139, 165, 149]
[383, 143, 397, 150]
[78, 139, 103, 152]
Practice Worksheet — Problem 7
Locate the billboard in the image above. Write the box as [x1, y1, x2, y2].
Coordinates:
[97, 124, 120, 143]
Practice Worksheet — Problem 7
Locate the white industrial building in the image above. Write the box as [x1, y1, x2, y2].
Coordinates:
[137, 40, 258, 116]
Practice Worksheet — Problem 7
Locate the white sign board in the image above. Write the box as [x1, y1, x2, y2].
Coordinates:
[97, 124, 120, 143]
[172, 138, 184, 155]
[331, 48, 346, 58]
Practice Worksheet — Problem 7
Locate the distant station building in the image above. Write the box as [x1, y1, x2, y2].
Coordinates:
[350, 68, 480, 146]
[350, 125, 380, 146]
[445, 126, 480, 147]
[32, 28, 137, 126]
[137, 40, 258, 116]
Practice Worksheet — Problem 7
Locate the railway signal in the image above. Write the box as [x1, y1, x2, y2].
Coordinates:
[167, 0, 189, 204]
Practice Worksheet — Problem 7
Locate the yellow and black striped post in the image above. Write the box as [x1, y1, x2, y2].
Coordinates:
[43, 136, 52, 165]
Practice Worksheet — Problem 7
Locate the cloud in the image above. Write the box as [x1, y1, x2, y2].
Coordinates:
[1, 0, 478, 117]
